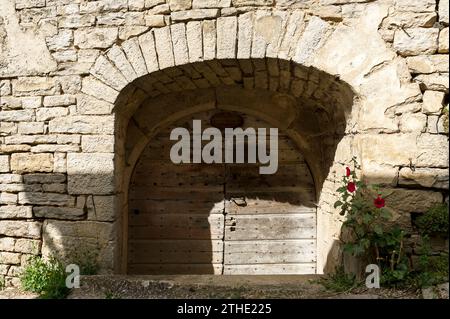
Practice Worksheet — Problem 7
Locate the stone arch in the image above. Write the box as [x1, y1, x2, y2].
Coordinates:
[80, 6, 423, 274]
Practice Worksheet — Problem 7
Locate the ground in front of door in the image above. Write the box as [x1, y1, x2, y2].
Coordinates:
[2, 275, 423, 299]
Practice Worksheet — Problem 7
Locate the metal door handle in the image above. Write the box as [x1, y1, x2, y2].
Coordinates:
[231, 197, 247, 207]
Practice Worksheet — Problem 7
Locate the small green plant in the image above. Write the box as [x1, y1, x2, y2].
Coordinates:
[410, 236, 449, 288]
[318, 267, 358, 292]
[20, 255, 69, 299]
[415, 203, 449, 236]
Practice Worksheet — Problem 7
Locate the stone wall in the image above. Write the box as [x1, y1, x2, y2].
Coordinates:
[0, 0, 448, 286]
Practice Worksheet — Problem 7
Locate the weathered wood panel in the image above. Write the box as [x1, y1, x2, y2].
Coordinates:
[223, 263, 316, 275]
[224, 240, 316, 264]
[129, 263, 223, 275]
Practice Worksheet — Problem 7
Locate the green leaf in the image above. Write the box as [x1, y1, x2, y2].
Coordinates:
[362, 213, 372, 224]
[373, 224, 383, 235]
[337, 186, 347, 193]
[334, 201, 343, 208]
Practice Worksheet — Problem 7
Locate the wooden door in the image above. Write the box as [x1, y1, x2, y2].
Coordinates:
[127, 112, 317, 275]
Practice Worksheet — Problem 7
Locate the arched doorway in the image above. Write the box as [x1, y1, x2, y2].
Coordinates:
[127, 110, 317, 274]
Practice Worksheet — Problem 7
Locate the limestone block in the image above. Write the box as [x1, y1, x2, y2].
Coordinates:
[0, 145, 31, 153]
[361, 161, 399, 186]
[217, 16, 237, 59]
[103, 0, 128, 11]
[0, 123, 17, 136]
[90, 55, 128, 91]
[0, 206, 33, 219]
[15, 0, 45, 9]
[399, 112, 427, 132]
[67, 153, 115, 195]
[0, 156, 9, 173]
[422, 90, 445, 114]
[399, 168, 449, 189]
[77, 94, 114, 115]
[382, 11, 437, 28]
[122, 37, 148, 77]
[107, 45, 138, 82]
[357, 134, 418, 167]
[53, 153, 67, 173]
[0, 221, 42, 239]
[145, 14, 166, 27]
[186, 21, 203, 63]
[45, 30, 73, 51]
[50, 48, 74, 61]
[0, 97, 22, 110]
[384, 189, 442, 215]
[24, 173, 66, 184]
[119, 26, 149, 40]
[30, 144, 80, 153]
[13, 239, 40, 255]
[202, 20, 216, 60]
[128, 0, 146, 10]
[393, 28, 439, 56]
[154, 26, 175, 69]
[415, 73, 449, 92]
[232, 0, 273, 6]
[169, 0, 192, 10]
[236, 12, 254, 59]
[10, 153, 53, 173]
[74, 28, 118, 49]
[0, 238, 15, 251]
[0, 252, 21, 265]
[124, 12, 145, 25]
[193, 0, 231, 8]
[81, 77, 119, 104]
[138, 31, 159, 73]
[0, 193, 17, 205]
[149, 4, 170, 14]
[171, 9, 219, 21]
[43, 95, 76, 107]
[0, 174, 22, 184]
[97, 12, 126, 26]
[439, 0, 449, 25]
[439, 28, 449, 53]
[13, 77, 57, 96]
[33, 206, 85, 220]
[18, 192, 74, 207]
[36, 107, 69, 122]
[416, 134, 449, 167]
[171, 23, 189, 65]
[293, 16, 330, 65]
[20, 97, 41, 109]
[49, 115, 114, 134]
[0, 80, 11, 96]
[57, 75, 82, 94]
[395, 0, 436, 12]
[145, 0, 166, 8]
[59, 14, 96, 28]
[81, 135, 114, 153]
[87, 195, 117, 222]
[6, 134, 57, 145]
[406, 55, 449, 74]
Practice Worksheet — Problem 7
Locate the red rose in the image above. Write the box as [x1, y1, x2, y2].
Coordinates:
[346, 167, 351, 177]
[374, 195, 385, 208]
[347, 182, 356, 193]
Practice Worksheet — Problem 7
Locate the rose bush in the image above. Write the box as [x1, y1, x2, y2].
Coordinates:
[334, 157, 410, 285]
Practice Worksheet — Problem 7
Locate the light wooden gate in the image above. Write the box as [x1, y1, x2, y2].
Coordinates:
[127, 112, 317, 275]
